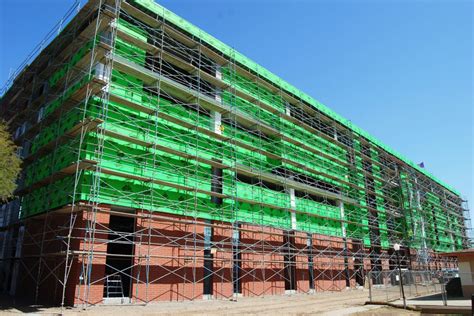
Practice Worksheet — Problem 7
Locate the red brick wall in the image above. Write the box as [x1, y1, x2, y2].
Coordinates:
[15, 207, 111, 306]
[17, 211, 73, 304]
[240, 224, 286, 296]
[131, 212, 205, 302]
[294, 232, 311, 293]
[72, 210, 110, 306]
[17, 208, 430, 306]
[212, 222, 234, 299]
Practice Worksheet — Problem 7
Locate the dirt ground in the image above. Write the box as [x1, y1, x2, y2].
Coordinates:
[0, 289, 419, 315]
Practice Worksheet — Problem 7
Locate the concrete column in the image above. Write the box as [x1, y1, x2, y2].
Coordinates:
[94, 63, 112, 83]
[232, 224, 242, 296]
[215, 89, 222, 104]
[285, 102, 291, 116]
[215, 66, 222, 103]
[215, 66, 222, 81]
[203, 224, 213, 299]
[211, 111, 222, 135]
[339, 200, 347, 238]
[307, 233, 315, 293]
[204, 110, 223, 300]
[289, 188, 297, 230]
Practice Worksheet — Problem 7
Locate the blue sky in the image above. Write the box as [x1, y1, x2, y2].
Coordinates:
[1, 0, 472, 220]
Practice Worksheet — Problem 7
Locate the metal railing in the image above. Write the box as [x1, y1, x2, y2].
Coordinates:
[368, 269, 472, 306]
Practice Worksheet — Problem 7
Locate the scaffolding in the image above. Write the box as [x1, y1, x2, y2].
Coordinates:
[0, 0, 470, 307]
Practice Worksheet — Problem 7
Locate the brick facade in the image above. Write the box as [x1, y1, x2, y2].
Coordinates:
[11, 208, 456, 306]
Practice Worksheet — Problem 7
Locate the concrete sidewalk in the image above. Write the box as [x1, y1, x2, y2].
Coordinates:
[389, 293, 472, 315]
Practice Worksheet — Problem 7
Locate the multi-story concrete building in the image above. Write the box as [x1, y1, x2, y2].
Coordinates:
[0, 0, 470, 306]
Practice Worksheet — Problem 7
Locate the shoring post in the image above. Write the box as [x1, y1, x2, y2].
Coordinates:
[368, 271, 372, 302]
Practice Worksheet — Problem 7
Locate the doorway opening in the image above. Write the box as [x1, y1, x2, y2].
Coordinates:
[103, 215, 135, 299]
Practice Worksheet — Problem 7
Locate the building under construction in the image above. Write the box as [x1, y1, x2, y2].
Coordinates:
[0, 0, 470, 307]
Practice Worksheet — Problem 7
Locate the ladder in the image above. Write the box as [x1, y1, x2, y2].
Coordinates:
[105, 274, 124, 298]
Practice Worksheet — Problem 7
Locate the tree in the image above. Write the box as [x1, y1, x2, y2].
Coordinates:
[0, 121, 22, 201]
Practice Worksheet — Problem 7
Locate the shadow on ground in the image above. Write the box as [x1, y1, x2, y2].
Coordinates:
[0, 294, 67, 314]
[409, 292, 465, 301]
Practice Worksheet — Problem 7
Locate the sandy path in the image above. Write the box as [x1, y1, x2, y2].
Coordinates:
[1, 289, 395, 315]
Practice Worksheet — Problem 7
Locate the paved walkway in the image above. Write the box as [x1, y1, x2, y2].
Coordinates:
[388, 293, 472, 315]
[391, 292, 470, 306]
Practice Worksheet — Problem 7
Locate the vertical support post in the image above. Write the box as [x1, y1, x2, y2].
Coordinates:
[307, 233, 315, 293]
[9, 225, 24, 296]
[203, 223, 213, 299]
[395, 247, 407, 309]
[232, 223, 241, 298]
[339, 200, 350, 288]
[204, 110, 223, 300]
[441, 282, 447, 306]
[368, 271, 372, 302]
[414, 176, 428, 268]
[443, 191, 456, 252]
[283, 230, 296, 293]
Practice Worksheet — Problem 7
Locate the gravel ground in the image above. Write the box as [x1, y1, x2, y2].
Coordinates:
[0, 289, 415, 315]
